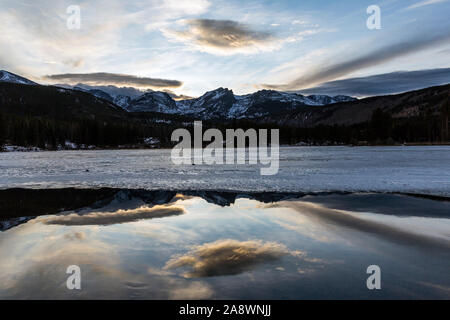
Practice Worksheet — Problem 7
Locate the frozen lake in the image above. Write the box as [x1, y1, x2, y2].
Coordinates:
[1, 147, 449, 299]
[1, 146, 449, 196]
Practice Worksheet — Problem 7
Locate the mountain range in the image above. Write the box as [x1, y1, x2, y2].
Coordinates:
[1, 69, 448, 130]
[0, 71, 356, 120]
[1, 70, 448, 148]
[73, 84, 357, 119]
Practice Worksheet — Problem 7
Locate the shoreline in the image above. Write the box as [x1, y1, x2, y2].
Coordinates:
[2, 142, 450, 153]
[1, 188, 449, 232]
[1, 187, 449, 219]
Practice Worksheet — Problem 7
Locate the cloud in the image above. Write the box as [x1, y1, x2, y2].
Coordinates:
[58, 83, 194, 100]
[65, 83, 149, 98]
[406, 0, 448, 10]
[168, 281, 215, 299]
[163, 90, 195, 100]
[0, 0, 125, 76]
[162, 19, 279, 55]
[0, 222, 214, 299]
[64, 231, 86, 240]
[44, 73, 183, 89]
[264, 31, 450, 90]
[0, 0, 211, 78]
[42, 204, 186, 226]
[269, 202, 450, 252]
[294, 68, 450, 97]
[164, 239, 296, 277]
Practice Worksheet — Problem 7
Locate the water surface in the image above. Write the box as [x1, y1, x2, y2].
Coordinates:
[1, 193, 448, 299]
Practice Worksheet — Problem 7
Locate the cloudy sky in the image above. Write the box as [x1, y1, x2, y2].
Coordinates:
[1, 0, 449, 97]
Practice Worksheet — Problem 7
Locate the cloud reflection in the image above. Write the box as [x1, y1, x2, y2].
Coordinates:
[269, 201, 450, 252]
[42, 204, 186, 226]
[165, 239, 299, 278]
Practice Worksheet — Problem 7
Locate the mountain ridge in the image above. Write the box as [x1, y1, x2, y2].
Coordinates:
[0, 70, 38, 85]
[0, 70, 356, 119]
[70, 84, 358, 119]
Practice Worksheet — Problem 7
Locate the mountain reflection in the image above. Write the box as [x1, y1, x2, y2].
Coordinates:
[0, 193, 448, 299]
[42, 204, 186, 226]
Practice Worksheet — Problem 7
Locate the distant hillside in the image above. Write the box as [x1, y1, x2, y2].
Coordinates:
[0, 82, 125, 121]
[0, 82, 192, 149]
[269, 84, 450, 128]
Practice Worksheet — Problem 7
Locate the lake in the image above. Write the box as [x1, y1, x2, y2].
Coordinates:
[0, 146, 449, 299]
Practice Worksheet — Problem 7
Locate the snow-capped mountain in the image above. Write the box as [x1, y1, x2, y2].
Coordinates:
[127, 91, 178, 113]
[81, 86, 356, 119]
[70, 83, 145, 99]
[113, 95, 132, 109]
[0, 70, 37, 85]
[306, 94, 354, 105]
[170, 88, 357, 119]
[177, 87, 237, 119]
[73, 87, 114, 102]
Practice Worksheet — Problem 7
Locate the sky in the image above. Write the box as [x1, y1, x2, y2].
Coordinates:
[0, 0, 449, 97]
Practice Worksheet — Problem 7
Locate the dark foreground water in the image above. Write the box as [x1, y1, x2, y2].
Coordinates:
[0, 192, 449, 299]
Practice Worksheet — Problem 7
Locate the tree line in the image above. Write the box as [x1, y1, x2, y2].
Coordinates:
[1, 107, 448, 150]
[0, 113, 179, 149]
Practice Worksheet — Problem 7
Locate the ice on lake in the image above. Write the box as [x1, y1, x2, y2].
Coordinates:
[0, 146, 449, 196]
[1, 146, 449, 299]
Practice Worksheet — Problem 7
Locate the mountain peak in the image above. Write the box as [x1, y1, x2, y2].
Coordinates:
[127, 90, 177, 113]
[0, 70, 37, 85]
[203, 87, 234, 98]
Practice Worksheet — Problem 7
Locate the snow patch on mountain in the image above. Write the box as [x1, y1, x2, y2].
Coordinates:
[0, 70, 37, 85]
[109, 87, 357, 119]
[114, 95, 132, 109]
[127, 91, 178, 113]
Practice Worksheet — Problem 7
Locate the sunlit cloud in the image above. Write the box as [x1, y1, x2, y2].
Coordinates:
[0, 0, 448, 96]
[406, 0, 448, 10]
[163, 90, 195, 100]
[0, 0, 211, 79]
[294, 68, 450, 97]
[44, 73, 183, 89]
[162, 19, 281, 55]
[0, 0, 124, 77]
[168, 281, 214, 299]
[64, 231, 87, 241]
[264, 31, 450, 90]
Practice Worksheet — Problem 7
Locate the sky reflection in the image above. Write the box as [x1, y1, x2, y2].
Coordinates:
[0, 194, 449, 299]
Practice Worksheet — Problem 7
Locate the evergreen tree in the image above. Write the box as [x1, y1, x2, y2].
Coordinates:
[0, 113, 5, 147]
[370, 108, 393, 142]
